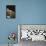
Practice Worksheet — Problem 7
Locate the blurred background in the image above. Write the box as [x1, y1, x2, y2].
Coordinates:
[0, 0, 46, 46]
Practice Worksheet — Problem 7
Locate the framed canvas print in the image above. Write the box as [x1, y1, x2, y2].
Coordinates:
[6, 5, 16, 19]
[18, 24, 46, 41]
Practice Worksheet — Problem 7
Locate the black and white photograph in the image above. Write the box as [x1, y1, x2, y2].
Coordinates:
[18, 25, 46, 46]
